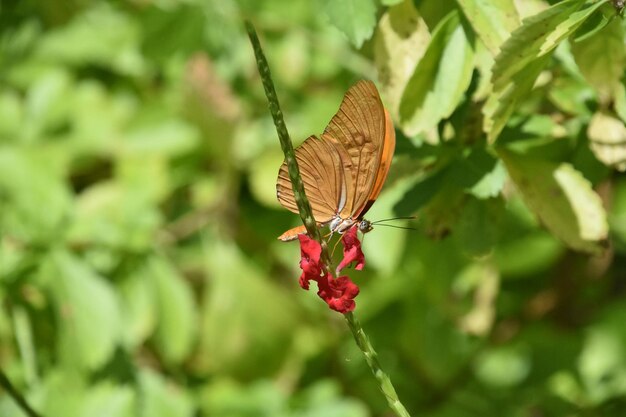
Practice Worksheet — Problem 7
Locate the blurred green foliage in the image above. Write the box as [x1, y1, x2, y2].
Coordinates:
[2, 0, 626, 416]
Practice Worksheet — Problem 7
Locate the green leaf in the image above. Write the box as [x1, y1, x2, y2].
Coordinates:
[44, 251, 122, 370]
[68, 80, 137, 154]
[455, 262, 499, 335]
[198, 380, 289, 417]
[38, 370, 86, 417]
[483, 54, 550, 143]
[571, 16, 625, 105]
[247, 149, 285, 209]
[118, 267, 157, 349]
[394, 167, 450, 216]
[0, 148, 72, 243]
[121, 119, 200, 157]
[23, 68, 73, 141]
[35, 3, 146, 76]
[484, 0, 608, 142]
[609, 178, 626, 252]
[447, 148, 506, 198]
[587, 111, 626, 172]
[456, 0, 520, 55]
[492, 0, 606, 91]
[374, 0, 430, 118]
[615, 83, 626, 124]
[547, 74, 594, 116]
[321, 0, 377, 48]
[139, 369, 194, 417]
[200, 238, 300, 378]
[475, 346, 531, 387]
[456, 197, 501, 257]
[68, 182, 161, 251]
[399, 11, 474, 137]
[150, 257, 197, 364]
[0, 91, 23, 142]
[578, 306, 626, 404]
[79, 383, 136, 417]
[421, 184, 467, 240]
[495, 232, 563, 278]
[499, 149, 608, 253]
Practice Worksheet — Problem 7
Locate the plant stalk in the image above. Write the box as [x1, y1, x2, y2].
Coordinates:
[245, 20, 412, 417]
[345, 312, 412, 417]
[244, 21, 332, 268]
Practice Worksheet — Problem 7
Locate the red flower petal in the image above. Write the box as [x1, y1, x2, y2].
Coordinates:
[318, 275, 360, 313]
[336, 226, 365, 274]
[298, 234, 323, 290]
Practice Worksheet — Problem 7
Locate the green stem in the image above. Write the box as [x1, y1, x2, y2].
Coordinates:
[245, 20, 412, 417]
[345, 312, 412, 417]
[245, 21, 332, 268]
[0, 370, 43, 417]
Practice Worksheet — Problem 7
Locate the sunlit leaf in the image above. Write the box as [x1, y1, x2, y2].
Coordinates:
[485, 0, 608, 141]
[0, 91, 22, 142]
[35, 4, 146, 76]
[68, 182, 161, 251]
[456, 0, 520, 55]
[321, 0, 377, 48]
[80, 383, 135, 417]
[571, 16, 625, 105]
[118, 267, 157, 349]
[447, 148, 506, 198]
[247, 149, 284, 208]
[150, 257, 197, 364]
[374, 0, 430, 118]
[492, 0, 605, 90]
[587, 111, 626, 172]
[139, 369, 194, 417]
[499, 149, 608, 253]
[44, 251, 122, 370]
[474, 346, 531, 387]
[22, 68, 72, 141]
[0, 148, 72, 243]
[578, 306, 626, 404]
[399, 11, 474, 137]
[484, 55, 549, 143]
[121, 120, 200, 157]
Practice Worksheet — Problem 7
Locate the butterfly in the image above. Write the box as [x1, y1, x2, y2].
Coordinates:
[276, 80, 396, 242]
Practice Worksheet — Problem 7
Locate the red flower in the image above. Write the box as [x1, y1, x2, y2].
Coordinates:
[336, 226, 365, 274]
[296, 230, 363, 314]
[317, 275, 360, 313]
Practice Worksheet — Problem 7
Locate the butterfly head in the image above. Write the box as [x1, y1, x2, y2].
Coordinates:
[358, 219, 373, 234]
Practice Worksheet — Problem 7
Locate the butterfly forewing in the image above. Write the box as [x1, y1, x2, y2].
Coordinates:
[322, 80, 389, 219]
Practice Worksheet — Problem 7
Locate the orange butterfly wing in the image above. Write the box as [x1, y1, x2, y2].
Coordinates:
[276, 81, 395, 240]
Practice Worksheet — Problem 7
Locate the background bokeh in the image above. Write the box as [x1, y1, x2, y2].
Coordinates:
[2, 0, 626, 416]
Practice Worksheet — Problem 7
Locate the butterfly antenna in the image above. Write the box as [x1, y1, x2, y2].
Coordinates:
[371, 216, 416, 225]
[374, 224, 417, 231]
